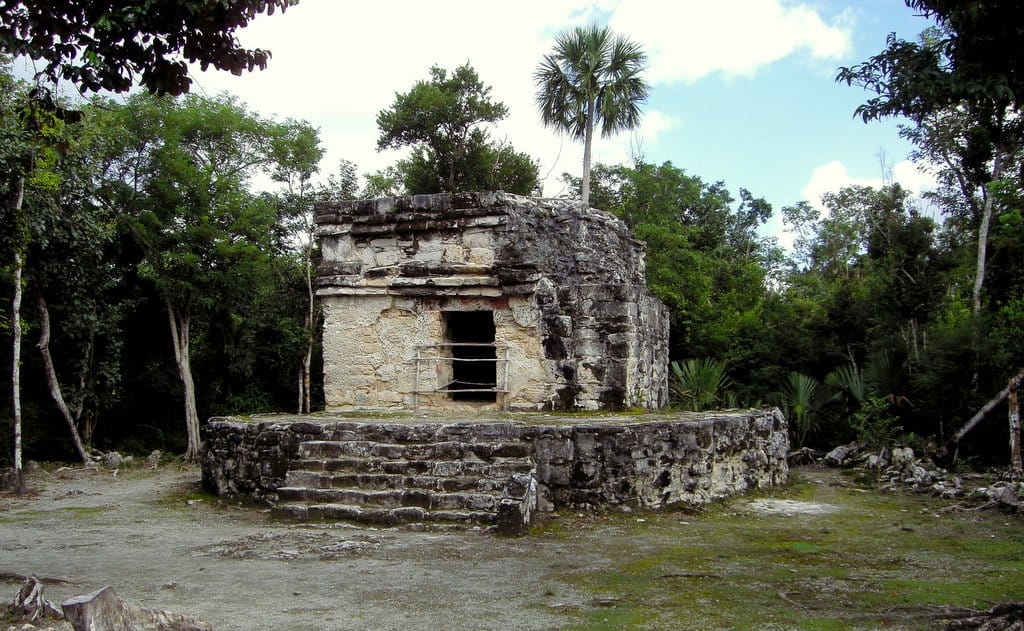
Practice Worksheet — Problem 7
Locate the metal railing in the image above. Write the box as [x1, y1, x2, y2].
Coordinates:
[413, 343, 509, 408]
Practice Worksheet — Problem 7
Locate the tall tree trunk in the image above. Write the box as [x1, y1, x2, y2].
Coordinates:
[10, 175, 25, 493]
[581, 98, 595, 209]
[302, 342, 312, 414]
[1010, 374, 1023, 474]
[166, 298, 201, 462]
[36, 294, 91, 464]
[298, 232, 315, 415]
[972, 152, 1003, 315]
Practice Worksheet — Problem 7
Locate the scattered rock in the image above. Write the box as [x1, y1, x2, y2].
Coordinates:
[101, 452, 123, 468]
[825, 443, 862, 467]
[984, 485, 1019, 509]
[891, 446, 915, 467]
[810, 441, 1021, 514]
[0, 467, 17, 491]
[63, 585, 212, 631]
[144, 451, 162, 469]
[787, 447, 819, 467]
[866, 454, 888, 469]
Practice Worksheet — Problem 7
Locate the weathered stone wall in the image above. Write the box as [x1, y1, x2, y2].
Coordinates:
[201, 409, 789, 510]
[529, 409, 789, 509]
[315, 192, 669, 412]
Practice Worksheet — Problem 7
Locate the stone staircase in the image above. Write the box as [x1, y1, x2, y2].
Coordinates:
[271, 425, 538, 532]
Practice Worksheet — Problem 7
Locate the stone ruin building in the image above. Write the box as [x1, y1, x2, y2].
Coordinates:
[199, 193, 790, 533]
[314, 191, 670, 412]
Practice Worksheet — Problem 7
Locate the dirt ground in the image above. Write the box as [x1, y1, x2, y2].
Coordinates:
[0, 466, 593, 630]
[3, 465, 1023, 630]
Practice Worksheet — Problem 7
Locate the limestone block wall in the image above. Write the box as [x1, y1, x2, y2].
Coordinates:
[528, 409, 789, 508]
[315, 192, 670, 412]
[200, 409, 789, 510]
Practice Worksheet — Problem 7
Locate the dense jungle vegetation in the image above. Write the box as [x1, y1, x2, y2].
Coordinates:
[1, 1, 1022, 471]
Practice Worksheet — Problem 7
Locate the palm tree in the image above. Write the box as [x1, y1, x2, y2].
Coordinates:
[534, 24, 649, 208]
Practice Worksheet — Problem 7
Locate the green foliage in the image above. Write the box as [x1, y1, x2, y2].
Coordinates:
[837, 3, 1024, 123]
[534, 25, 648, 141]
[770, 373, 821, 448]
[850, 396, 903, 449]
[670, 359, 733, 412]
[825, 363, 869, 407]
[0, 0, 298, 94]
[376, 63, 537, 194]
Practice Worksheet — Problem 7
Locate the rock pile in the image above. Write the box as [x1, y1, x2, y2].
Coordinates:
[820, 442, 1023, 511]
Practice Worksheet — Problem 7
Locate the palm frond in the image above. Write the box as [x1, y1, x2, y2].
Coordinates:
[670, 358, 732, 412]
[825, 363, 868, 405]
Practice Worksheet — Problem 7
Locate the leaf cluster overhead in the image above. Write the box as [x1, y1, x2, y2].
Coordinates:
[0, 0, 298, 95]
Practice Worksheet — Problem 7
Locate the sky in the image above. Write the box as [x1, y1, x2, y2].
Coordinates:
[177, 1, 938, 244]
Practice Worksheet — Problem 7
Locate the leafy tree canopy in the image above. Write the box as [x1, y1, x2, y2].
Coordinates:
[0, 0, 298, 95]
[837, 1, 1024, 122]
[375, 63, 537, 195]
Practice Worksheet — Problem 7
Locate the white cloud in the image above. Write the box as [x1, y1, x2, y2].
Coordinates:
[182, 1, 853, 196]
[801, 159, 938, 213]
[609, 0, 853, 84]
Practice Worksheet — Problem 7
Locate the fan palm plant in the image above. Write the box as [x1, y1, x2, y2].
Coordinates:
[770, 372, 822, 447]
[534, 24, 649, 208]
[671, 358, 733, 412]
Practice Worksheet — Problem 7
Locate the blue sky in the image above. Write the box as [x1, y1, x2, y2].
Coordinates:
[179, 0, 938, 244]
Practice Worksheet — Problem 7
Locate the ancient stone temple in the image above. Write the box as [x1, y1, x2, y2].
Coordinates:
[315, 191, 669, 412]
[199, 193, 788, 532]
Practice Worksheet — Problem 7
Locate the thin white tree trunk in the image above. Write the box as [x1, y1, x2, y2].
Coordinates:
[166, 298, 201, 462]
[581, 98, 595, 209]
[299, 223, 315, 414]
[10, 175, 25, 493]
[972, 152, 1003, 315]
[36, 294, 91, 464]
[1010, 374, 1023, 474]
[302, 342, 313, 414]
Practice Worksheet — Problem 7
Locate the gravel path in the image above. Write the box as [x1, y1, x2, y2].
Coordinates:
[0, 466, 592, 630]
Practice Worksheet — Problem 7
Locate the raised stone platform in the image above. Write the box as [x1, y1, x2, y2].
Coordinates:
[200, 408, 788, 533]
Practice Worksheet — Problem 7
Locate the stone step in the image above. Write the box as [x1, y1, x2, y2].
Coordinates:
[298, 440, 531, 462]
[289, 457, 534, 478]
[277, 486, 500, 512]
[272, 502, 496, 527]
[284, 470, 507, 493]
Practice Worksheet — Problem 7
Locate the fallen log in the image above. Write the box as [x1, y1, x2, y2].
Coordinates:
[949, 371, 1023, 446]
[949, 370, 1024, 472]
[943, 600, 1024, 630]
[62, 586, 212, 631]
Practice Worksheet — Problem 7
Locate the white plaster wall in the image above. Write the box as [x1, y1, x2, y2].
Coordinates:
[322, 294, 555, 412]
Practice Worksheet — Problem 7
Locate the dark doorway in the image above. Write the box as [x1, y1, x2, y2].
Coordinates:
[444, 311, 496, 401]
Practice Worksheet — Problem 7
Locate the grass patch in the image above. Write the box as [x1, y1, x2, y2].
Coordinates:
[152, 481, 268, 515]
[539, 468, 1024, 630]
[58, 505, 110, 517]
[153, 482, 222, 509]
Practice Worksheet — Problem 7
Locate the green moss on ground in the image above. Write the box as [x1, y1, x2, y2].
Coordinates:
[537, 468, 1024, 630]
